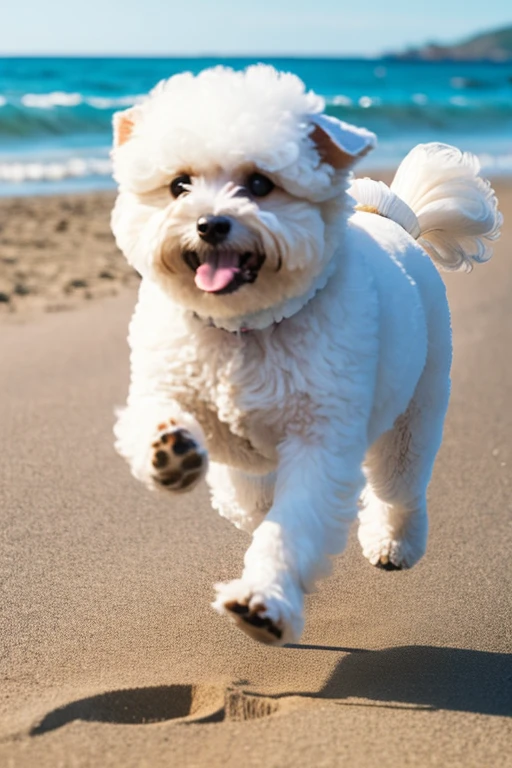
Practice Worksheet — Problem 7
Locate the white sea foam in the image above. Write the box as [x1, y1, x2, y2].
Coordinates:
[0, 96, 6, 108]
[21, 91, 84, 108]
[358, 96, 381, 108]
[329, 94, 353, 106]
[478, 153, 512, 173]
[450, 96, 469, 107]
[0, 157, 112, 183]
[85, 95, 144, 109]
[17, 92, 145, 110]
[1, 146, 510, 189]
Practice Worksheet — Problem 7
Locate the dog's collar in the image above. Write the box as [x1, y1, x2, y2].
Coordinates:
[190, 257, 337, 335]
[195, 316, 280, 335]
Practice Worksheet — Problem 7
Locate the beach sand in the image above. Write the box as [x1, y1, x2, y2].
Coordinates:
[1, 179, 511, 767]
[0, 192, 139, 320]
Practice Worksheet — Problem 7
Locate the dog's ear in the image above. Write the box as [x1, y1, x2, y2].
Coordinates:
[113, 107, 141, 148]
[310, 114, 376, 170]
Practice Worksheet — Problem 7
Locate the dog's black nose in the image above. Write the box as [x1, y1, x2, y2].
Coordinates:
[197, 215, 231, 245]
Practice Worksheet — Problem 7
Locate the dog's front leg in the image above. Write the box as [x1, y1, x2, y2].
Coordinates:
[213, 428, 367, 645]
[114, 398, 208, 493]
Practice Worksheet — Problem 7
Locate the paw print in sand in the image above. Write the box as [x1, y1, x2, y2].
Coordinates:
[151, 421, 206, 492]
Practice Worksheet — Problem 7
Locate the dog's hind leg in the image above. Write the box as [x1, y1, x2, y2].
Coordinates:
[207, 463, 276, 534]
[358, 332, 451, 570]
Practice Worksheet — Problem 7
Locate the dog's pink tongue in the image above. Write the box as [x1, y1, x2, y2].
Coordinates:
[195, 252, 240, 293]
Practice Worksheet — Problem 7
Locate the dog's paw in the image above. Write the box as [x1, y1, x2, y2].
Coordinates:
[365, 544, 406, 570]
[358, 492, 427, 571]
[212, 579, 303, 646]
[358, 527, 425, 571]
[224, 600, 284, 643]
[150, 420, 207, 492]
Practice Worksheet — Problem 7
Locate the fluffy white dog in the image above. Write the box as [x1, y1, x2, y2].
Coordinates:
[111, 66, 501, 646]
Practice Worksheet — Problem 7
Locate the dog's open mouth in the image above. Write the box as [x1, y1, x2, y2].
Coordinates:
[183, 250, 265, 295]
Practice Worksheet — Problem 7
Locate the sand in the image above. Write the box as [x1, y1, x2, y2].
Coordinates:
[0, 192, 138, 320]
[0, 180, 511, 767]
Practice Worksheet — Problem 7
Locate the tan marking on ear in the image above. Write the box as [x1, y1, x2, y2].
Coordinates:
[118, 118, 134, 145]
[310, 125, 355, 171]
[311, 123, 374, 171]
[113, 108, 138, 148]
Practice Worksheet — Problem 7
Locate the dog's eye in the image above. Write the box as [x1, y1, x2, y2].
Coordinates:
[170, 174, 192, 198]
[247, 172, 274, 197]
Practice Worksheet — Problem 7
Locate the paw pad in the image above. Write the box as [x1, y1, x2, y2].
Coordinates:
[150, 421, 206, 492]
[224, 600, 283, 642]
[375, 555, 403, 571]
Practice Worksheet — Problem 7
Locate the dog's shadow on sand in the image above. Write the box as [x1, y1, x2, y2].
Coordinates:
[30, 645, 511, 736]
[285, 643, 512, 717]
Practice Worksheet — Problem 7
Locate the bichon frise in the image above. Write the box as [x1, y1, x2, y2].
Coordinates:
[111, 66, 501, 645]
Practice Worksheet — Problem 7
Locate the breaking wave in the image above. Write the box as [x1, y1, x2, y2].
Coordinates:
[0, 157, 112, 183]
[0, 93, 144, 138]
[1, 56, 511, 192]
[0, 89, 511, 140]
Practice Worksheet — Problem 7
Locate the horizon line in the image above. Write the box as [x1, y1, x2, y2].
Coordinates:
[0, 52, 388, 60]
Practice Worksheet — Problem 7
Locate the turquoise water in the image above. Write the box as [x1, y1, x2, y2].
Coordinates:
[1, 56, 511, 195]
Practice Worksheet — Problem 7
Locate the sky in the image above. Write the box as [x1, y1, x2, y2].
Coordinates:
[2, 0, 511, 57]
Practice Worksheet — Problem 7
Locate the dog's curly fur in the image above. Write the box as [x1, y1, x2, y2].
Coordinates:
[111, 65, 502, 645]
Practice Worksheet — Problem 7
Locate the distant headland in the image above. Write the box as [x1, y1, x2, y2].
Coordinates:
[385, 24, 512, 62]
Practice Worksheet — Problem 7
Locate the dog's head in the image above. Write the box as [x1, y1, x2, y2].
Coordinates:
[111, 65, 375, 329]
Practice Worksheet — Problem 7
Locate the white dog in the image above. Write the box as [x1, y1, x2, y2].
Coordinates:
[111, 66, 501, 646]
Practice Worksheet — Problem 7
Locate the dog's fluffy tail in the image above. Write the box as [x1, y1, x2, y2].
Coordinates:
[350, 142, 502, 271]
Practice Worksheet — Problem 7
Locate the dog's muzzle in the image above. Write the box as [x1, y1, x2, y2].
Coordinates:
[183, 249, 265, 295]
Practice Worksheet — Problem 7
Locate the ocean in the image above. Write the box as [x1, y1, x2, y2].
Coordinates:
[1, 56, 511, 196]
